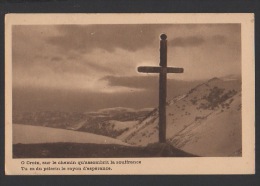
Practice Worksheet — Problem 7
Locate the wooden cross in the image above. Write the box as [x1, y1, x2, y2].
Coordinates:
[137, 34, 184, 143]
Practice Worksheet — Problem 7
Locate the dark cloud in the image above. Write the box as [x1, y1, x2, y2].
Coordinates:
[85, 61, 116, 74]
[66, 54, 79, 60]
[46, 25, 165, 53]
[51, 56, 62, 61]
[211, 35, 227, 45]
[169, 36, 205, 47]
[35, 55, 49, 60]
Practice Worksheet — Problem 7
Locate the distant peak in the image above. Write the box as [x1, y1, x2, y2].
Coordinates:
[137, 108, 155, 112]
[208, 77, 221, 82]
[98, 107, 135, 113]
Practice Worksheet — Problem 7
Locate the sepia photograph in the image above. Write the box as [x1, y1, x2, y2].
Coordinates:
[5, 14, 255, 175]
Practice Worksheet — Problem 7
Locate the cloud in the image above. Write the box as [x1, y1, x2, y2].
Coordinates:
[168, 33, 229, 48]
[101, 75, 158, 90]
[46, 25, 164, 54]
[211, 35, 227, 45]
[100, 75, 197, 92]
[13, 76, 203, 112]
[169, 36, 205, 47]
[51, 56, 63, 61]
[12, 24, 242, 113]
[84, 60, 117, 74]
[12, 24, 241, 92]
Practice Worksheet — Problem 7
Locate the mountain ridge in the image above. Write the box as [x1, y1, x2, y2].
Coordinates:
[119, 77, 241, 156]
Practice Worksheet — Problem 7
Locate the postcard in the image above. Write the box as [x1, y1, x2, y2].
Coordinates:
[5, 13, 255, 175]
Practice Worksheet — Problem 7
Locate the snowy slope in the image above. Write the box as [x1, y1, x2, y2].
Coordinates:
[13, 124, 130, 146]
[119, 77, 242, 156]
[169, 93, 241, 156]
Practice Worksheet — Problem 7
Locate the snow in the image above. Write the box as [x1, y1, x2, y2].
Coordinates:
[109, 120, 138, 130]
[98, 107, 136, 113]
[13, 124, 130, 146]
[174, 93, 242, 156]
[119, 77, 242, 156]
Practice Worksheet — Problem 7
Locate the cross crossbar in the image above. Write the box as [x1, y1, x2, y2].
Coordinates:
[138, 66, 184, 73]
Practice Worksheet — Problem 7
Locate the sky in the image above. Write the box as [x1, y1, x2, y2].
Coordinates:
[12, 24, 241, 112]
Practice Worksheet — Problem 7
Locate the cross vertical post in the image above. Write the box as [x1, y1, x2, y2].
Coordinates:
[159, 34, 167, 143]
[137, 33, 184, 144]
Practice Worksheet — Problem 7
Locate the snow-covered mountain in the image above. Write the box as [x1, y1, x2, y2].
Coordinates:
[119, 77, 242, 157]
